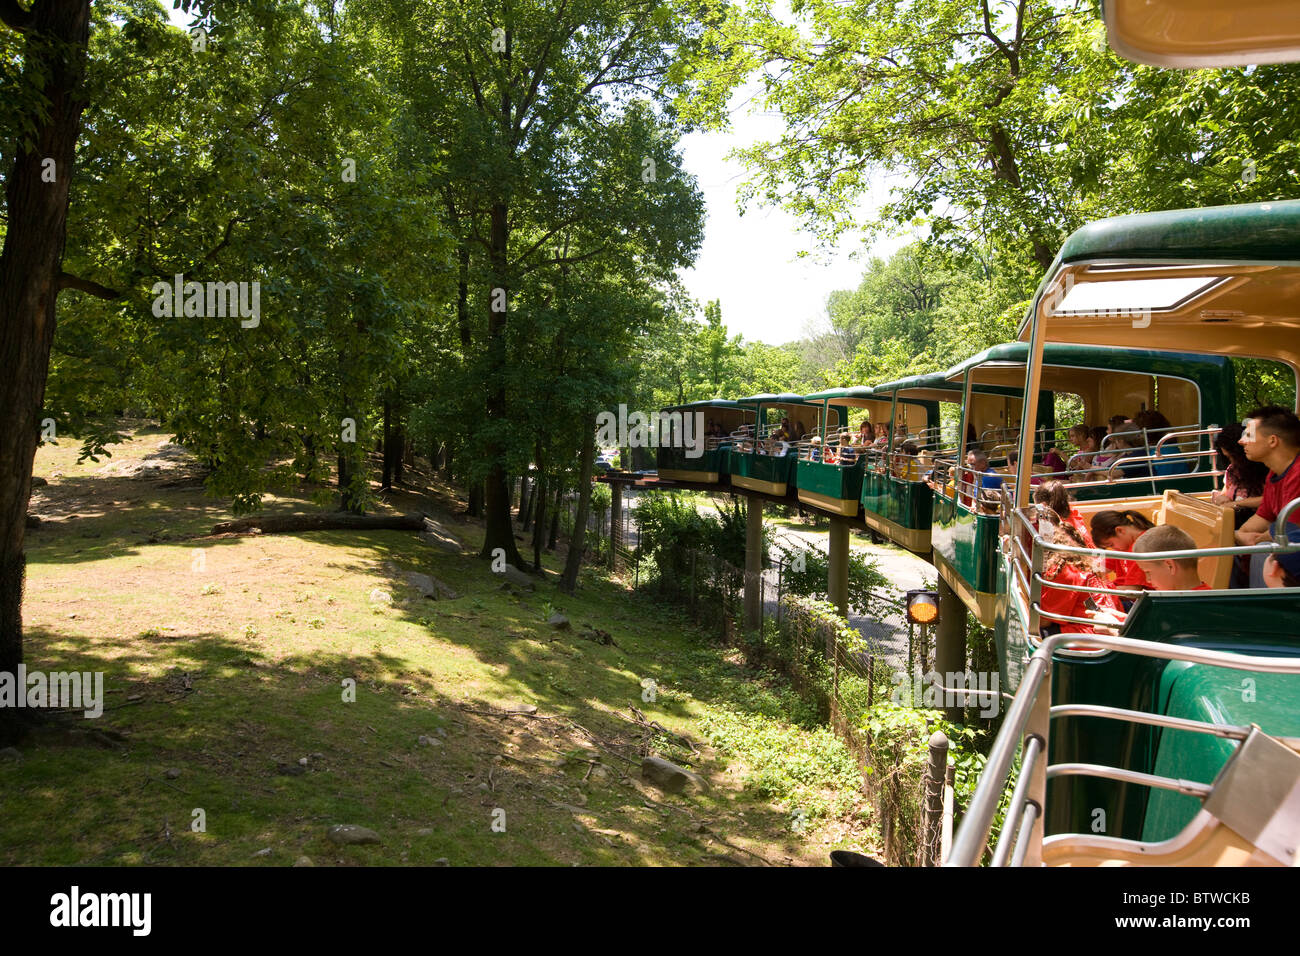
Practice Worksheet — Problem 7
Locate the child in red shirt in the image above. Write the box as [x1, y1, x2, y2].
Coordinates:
[1037, 516, 1124, 635]
[1132, 526, 1208, 591]
[1089, 509, 1156, 591]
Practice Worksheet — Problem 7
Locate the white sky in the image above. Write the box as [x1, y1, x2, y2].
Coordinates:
[675, 88, 910, 346]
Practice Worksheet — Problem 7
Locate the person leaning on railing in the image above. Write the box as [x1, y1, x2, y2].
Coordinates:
[1131, 525, 1209, 591]
[1089, 510, 1156, 602]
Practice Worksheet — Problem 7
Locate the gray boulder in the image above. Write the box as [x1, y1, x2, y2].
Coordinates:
[327, 824, 382, 846]
[640, 756, 709, 795]
[497, 564, 535, 590]
[547, 612, 570, 630]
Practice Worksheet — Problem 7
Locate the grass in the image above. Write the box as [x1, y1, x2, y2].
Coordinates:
[2, 426, 880, 866]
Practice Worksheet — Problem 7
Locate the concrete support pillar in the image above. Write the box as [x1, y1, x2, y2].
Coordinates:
[935, 577, 967, 722]
[610, 480, 623, 571]
[743, 494, 763, 631]
[828, 517, 849, 619]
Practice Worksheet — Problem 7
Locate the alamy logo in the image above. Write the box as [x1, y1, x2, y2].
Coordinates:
[595, 405, 705, 459]
[0, 666, 103, 718]
[151, 273, 261, 328]
[50, 886, 151, 936]
[891, 669, 1000, 718]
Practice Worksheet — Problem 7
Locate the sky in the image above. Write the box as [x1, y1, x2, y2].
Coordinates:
[674, 89, 910, 347]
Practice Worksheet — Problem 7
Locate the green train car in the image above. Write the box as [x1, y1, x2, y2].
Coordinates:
[654, 399, 751, 485]
[952, 198, 1300, 866]
[932, 343, 1235, 626]
[795, 385, 939, 536]
[729, 393, 832, 498]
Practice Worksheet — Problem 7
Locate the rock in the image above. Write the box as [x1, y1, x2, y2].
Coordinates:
[293, 856, 314, 867]
[406, 571, 459, 601]
[434, 857, 450, 866]
[311, 752, 325, 759]
[547, 612, 570, 630]
[416, 827, 436, 836]
[0, 747, 21, 761]
[298, 756, 309, 766]
[495, 564, 535, 590]
[163, 768, 181, 779]
[276, 762, 307, 776]
[501, 702, 537, 715]
[327, 824, 382, 846]
[369, 589, 392, 605]
[417, 735, 441, 747]
[640, 756, 709, 795]
[477, 782, 490, 792]
[30, 477, 48, 488]
[590, 765, 612, 783]
[420, 532, 461, 554]
[252, 847, 272, 857]
[421, 516, 464, 544]
[435, 727, 448, 738]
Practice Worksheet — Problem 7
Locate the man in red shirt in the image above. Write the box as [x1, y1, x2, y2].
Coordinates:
[1133, 526, 1208, 591]
[1235, 405, 1300, 547]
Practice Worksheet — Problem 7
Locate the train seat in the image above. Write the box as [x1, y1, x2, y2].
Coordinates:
[1042, 728, 1300, 867]
[1154, 490, 1235, 589]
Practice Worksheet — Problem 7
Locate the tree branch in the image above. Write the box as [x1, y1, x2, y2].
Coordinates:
[57, 272, 122, 300]
[0, 0, 34, 33]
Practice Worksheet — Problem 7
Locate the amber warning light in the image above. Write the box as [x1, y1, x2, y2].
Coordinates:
[905, 589, 940, 626]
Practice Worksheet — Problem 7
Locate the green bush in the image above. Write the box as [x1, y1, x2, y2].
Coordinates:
[635, 491, 771, 578]
[778, 542, 897, 620]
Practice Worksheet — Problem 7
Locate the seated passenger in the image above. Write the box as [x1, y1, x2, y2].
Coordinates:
[856, 421, 872, 445]
[1034, 480, 1092, 546]
[872, 423, 890, 447]
[893, 441, 921, 480]
[1005, 449, 1047, 485]
[1038, 515, 1125, 635]
[1132, 525, 1208, 590]
[1089, 510, 1155, 592]
[1211, 423, 1268, 527]
[808, 436, 822, 461]
[1042, 444, 1068, 476]
[1106, 432, 1153, 480]
[839, 438, 859, 465]
[1263, 528, 1300, 588]
[1234, 405, 1300, 547]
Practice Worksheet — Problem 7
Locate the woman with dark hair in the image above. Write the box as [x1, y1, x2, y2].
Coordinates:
[1090, 510, 1156, 597]
[1037, 512, 1125, 635]
[1211, 423, 1268, 522]
[1034, 480, 1092, 545]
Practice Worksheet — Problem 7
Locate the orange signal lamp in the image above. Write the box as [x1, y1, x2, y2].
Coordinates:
[905, 589, 940, 626]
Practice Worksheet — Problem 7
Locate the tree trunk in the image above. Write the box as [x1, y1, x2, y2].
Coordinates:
[531, 472, 547, 571]
[381, 396, 393, 490]
[478, 199, 521, 566]
[547, 481, 563, 551]
[518, 473, 532, 524]
[0, 0, 93, 745]
[560, 419, 596, 594]
[467, 479, 484, 518]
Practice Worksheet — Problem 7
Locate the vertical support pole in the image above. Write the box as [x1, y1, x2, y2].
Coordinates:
[923, 731, 950, 866]
[828, 516, 849, 619]
[935, 577, 967, 723]
[744, 494, 763, 632]
[610, 480, 623, 572]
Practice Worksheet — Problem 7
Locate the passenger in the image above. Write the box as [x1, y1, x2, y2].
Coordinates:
[856, 421, 872, 445]
[1262, 528, 1300, 588]
[1042, 443, 1068, 476]
[873, 422, 889, 448]
[893, 441, 921, 480]
[1005, 449, 1046, 485]
[1211, 423, 1268, 526]
[1135, 409, 1187, 475]
[1234, 405, 1300, 547]
[1034, 480, 1092, 546]
[1132, 525, 1208, 591]
[1066, 426, 1100, 476]
[794, 420, 807, 441]
[1038, 514, 1125, 635]
[1089, 510, 1155, 596]
[961, 450, 1003, 509]
[1106, 431, 1153, 480]
[808, 435, 822, 462]
[839, 433, 859, 465]
[1108, 414, 1131, 434]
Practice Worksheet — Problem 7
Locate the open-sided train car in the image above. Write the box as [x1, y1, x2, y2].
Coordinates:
[953, 199, 1300, 864]
[794, 385, 938, 532]
[932, 343, 1236, 626]
[654, 399, 753, 485]
[729, 393, 833, 497]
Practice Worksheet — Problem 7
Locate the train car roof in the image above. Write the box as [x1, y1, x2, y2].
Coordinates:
[1103, 0, 1300, 68]
[1017, 201, 1300, 382]
[660, 399, 742, 411]
[736, 392, 821, 407]
[801, 385, 875, 402]
[948, 342, 1231, 382]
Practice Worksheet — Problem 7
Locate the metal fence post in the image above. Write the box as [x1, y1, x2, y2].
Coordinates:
[923, 731, 950, 866]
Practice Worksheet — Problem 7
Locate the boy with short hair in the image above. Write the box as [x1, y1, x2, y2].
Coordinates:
[1132, 525, 1208, 591]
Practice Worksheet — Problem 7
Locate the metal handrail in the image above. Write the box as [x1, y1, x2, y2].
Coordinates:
[946, 634, 1300, 867]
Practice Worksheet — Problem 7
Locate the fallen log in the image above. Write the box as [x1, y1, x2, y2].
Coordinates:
[210, 513, 425, 535]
